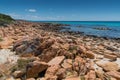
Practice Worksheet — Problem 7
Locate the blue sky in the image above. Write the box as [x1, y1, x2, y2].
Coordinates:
[0, 0, 120, 21]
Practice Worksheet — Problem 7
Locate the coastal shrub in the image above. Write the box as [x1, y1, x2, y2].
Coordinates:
[10, 58, 33, 73]
[17, 58, 33, 70]
[0, 13, 14, 24]
[0, 36, 3, 41]
[69, 46, 77, 52]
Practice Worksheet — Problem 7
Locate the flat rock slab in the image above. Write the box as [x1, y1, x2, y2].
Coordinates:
[48, 56, 65, 66]
[65, 77, 81, 80]
[96, 62, 120, 72]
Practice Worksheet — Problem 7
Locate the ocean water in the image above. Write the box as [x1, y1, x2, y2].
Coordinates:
[37, 21, 120, 38]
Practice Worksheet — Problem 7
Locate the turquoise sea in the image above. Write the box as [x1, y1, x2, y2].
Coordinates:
[37, 21, 120, 38]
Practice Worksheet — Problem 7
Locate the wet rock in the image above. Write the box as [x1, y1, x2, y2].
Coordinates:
[106, 71, 120, 80]
[96, 62, 120, 72]
[26, 61, 49, 78]
[93, 27, 111, 30]
[48, 56, 65, 66]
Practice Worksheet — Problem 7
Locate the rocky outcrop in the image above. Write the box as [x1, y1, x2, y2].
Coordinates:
[0, 21, 120, 80]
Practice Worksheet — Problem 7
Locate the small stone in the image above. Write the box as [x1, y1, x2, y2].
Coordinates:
[12, 71, 25, 78]
[86, 51, 95, 59]
[65, 76, 80, 80]
[86, 70, 96, 80]
[56, 68, 66, 79]
[61, 59, 72, 70]
[45, 76, 58, 80]
[26, 78, 35, 80]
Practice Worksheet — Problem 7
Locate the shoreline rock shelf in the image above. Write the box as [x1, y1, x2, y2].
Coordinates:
[0, 20, 120, 80]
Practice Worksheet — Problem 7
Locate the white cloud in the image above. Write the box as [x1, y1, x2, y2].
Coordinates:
[28, 9, 37, 12]
[8, 13, 65, 21]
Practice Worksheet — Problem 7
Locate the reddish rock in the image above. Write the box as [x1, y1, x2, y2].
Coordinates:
[75, 56, 86, 63]
[26, 61, 49, 78]
[0, 37, 13, 49]
[96, 70, 104, 80]
[106, 71, 120, 80]
[45, 76, 58, 80]
[104, 54, 117, 60]
[56, 68, 66, 79]
[61, 59, 72, 70]
[38, 39, 54, 50]
[12, 70, 25, 78]
[86, 70, 96, 80]
[60, 43, 69, 50]
[48, 56, 65, 66]
[96, 62, 119, 72]
[26, 78, 35, 80]
[78, 45, 86, 54]
[45, 65, 60, 77]
[86, 51, 95, 59]
[65, 77, 80, 80]
[39, 46, 59, 62]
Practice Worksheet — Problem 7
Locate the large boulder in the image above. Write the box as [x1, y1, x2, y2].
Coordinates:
[106, 71, 120, 80]
[96, 62, 120, 72]
[12, 37, 41, 55]
[45, 65, 60, 80]
[26, 61, 49, 78]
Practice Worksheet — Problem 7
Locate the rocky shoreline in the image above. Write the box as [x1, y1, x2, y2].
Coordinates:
[0, 20, 120, 80]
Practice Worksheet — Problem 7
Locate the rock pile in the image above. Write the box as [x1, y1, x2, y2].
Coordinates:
[0, 21, 119, 80]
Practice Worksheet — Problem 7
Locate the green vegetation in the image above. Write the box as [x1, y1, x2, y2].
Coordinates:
[0, 36, 3, 41]
[0, 13, 14, 25]
[10, 58, 33, 73]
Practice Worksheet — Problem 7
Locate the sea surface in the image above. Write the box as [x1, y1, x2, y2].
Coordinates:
[36, 21, 120, 38]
